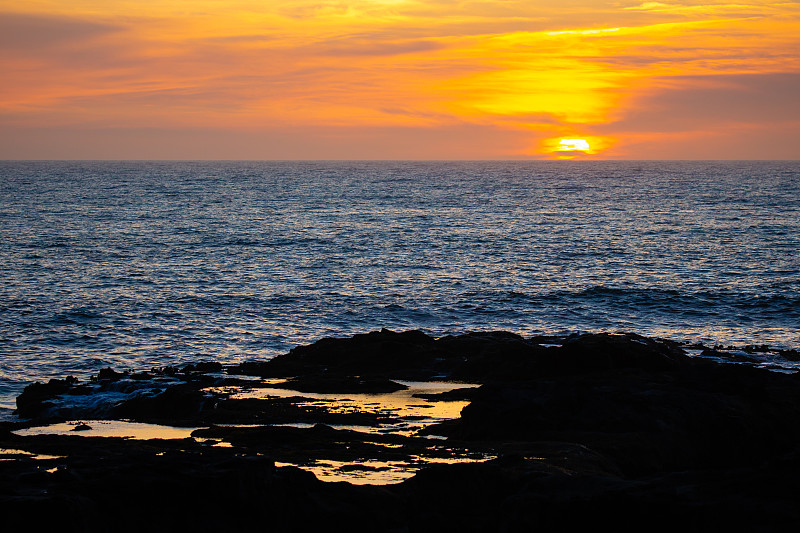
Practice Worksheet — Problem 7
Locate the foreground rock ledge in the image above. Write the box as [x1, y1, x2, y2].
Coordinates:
[3, 330, 800, 532]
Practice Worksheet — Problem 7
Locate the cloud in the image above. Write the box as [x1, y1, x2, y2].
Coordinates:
[1, 1, 798, 159]
[0, 12, 121, 53]
[622, 1, 775, 14]
[0, 122, 526, 160]
[612, 72, 800, 132]
[593, 72, 800, 158]
[314, 38, 446, 57]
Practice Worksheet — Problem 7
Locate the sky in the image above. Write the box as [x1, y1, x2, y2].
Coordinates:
[1, 1, 798, 159]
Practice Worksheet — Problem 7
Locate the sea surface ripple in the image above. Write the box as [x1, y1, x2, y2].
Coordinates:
[1, 160, 798, 412]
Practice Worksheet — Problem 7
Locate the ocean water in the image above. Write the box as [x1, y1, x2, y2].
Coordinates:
[1, 160, 799, 414]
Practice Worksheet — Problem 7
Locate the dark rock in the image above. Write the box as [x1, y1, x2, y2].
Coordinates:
[7, 330, 800, 532]
[701, 346, 759, 363]
[96, 367, 125, 381]
[451, 360, 800, 476]
[206, 396, 387, 427]
[744, 344, 770, 353]
[436, 330, 547, 380]
[227, 329, 549, 382]
[109, 383, 210, 423]
[15, 377, 84, 419]
[779, 348, 800, 361]
[556, 332, 686, 372]
[271, 375, 408, 394]
[0, 435, 403, 533]
[411, 387, 479, 401]
[182, 361, 223, 373]
[229, 328, 439, 379]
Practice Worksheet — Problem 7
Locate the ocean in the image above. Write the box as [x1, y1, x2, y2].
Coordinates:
[1, 160, 798, 417]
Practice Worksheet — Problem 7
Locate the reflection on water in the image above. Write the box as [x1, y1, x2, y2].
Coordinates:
[279, 459, 416, 485]
[13, 420, 201, 440]
[231, 380, 491, 483]
[10, 380, 491, 484]
[0, 448, 64, 461]
[277, 454, 494, 485]
[215, 380, 479, 436]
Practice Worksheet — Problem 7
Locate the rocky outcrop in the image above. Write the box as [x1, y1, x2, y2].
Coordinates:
[4, 330, 800, 531]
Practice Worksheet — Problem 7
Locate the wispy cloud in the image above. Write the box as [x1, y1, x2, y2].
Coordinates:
[1, 1, 798, 158]
[0, 12, 122, 52]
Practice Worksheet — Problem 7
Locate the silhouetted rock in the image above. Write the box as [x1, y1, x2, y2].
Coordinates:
[227, 329, 549, 382]
[779, 348, 800, 361]
[182, 361, 223, 373]
[450, 361, 800, 476]
[271, 375, 408, 394]
[96, 367, 125, 380]
[229, 328, 440, 379]
[7, 330, 800, 532]
[109, 382, 211, 423]
[15, 376, 85, 419]
[557, 332, 685, 371]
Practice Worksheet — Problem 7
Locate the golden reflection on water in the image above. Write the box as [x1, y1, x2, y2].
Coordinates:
[0, 448, 65, 461]
[279, 459, 416, 485]
[215, 380, 479, 436]
[276, 454, 494, 485]
[246, 380, 491, 483]
[12, 420, 200, 440]
[11, 380, 492, 484]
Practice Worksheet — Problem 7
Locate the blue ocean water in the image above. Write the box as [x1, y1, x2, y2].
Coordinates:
[1, 160, 799, 414]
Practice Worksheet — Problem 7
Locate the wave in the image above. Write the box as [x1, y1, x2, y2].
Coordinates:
[526, 286, 799, 312]
[449, 286, 800, 326]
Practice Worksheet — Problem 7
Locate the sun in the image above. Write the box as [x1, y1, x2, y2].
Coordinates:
[556, 139, 590, 152]
[534, 135, 614, 159]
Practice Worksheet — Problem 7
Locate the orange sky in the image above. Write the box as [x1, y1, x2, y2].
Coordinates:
[1, 1, 798, 159]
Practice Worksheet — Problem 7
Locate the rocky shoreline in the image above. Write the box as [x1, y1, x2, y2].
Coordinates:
[3, 330, 800, 531]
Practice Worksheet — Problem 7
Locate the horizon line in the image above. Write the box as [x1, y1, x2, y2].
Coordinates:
[3, 158, 799, 163]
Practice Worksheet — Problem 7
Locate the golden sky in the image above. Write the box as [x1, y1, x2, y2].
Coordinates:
[1, 1, 798, 159]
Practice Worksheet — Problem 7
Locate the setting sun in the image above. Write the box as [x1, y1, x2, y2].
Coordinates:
[557, 139, 591, 152]
[0, 1, 798, 159]
[537, 135, 614, 158]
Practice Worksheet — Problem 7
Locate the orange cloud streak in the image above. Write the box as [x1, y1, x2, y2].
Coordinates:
[0, 1, 798, 158]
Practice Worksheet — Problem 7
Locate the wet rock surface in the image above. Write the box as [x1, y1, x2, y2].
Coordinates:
[3, 330, 800, 531]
